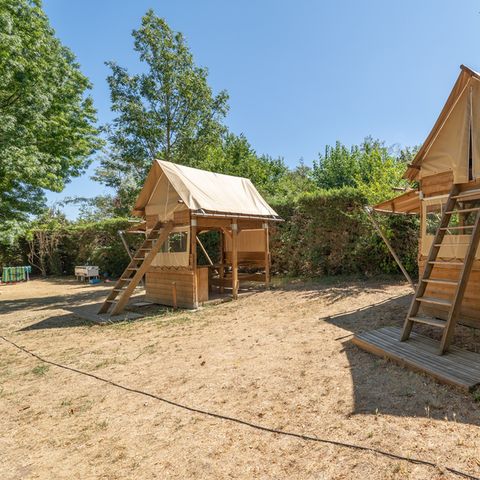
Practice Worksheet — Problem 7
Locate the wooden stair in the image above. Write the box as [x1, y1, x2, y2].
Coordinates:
[98, 220, 174, 315]
[401, 185, 480, 354]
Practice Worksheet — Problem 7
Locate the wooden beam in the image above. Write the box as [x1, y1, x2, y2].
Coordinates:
[263, 222, 270, 288]
[364, 207, 415, 290]
[196, 236, 214, 266]
[220, 226, 232, 240]
[191, 219, 198, 308]
[219, 230, 225, 294]
[231, 220, 238, 300]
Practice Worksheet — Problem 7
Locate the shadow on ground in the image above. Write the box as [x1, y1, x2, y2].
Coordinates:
[325, 293, 480, 425]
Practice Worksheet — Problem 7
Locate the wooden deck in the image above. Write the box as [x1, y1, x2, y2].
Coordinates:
[353, 326, 480, 391]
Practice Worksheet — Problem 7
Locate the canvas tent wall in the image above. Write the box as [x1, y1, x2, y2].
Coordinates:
[405, 65, 480, 183]
[130, 160, 281, 309]
[373, 65, 480, 329]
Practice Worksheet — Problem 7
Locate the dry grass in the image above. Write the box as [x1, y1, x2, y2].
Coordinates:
[1, 276, 480, 479]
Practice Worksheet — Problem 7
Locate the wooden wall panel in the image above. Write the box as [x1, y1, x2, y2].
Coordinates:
[146, 267, 210, 307]
[146, 269, 195, 308]
[421, 171, 454, 197]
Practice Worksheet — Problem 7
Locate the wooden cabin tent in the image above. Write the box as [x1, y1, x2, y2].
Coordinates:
[353, 65, 480, 390]
[99, 160, 281, 315]
[363, 65, 480, 359]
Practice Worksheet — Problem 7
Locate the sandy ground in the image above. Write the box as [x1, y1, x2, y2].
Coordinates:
[1, 276, 480, 480]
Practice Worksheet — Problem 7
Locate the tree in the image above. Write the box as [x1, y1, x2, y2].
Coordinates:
[312, 138, 411, 203]
[98, 9, 229, 195]
[312, 141, 360, 189]
[201, 133, 289, 197]
[0, 0, 101, 223]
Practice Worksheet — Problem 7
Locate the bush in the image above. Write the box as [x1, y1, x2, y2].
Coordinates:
[271, 187, 418, 277]
[0, 218, 142, 278]
[1, 190, 419, 281]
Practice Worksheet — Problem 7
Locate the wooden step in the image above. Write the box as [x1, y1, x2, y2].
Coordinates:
[446, 207, 480, 214]
[440, 225, 474, 231]
[422, 278, 458, 286]
[409, 316, 447, 328]
[428, 260, 463, 266]
[453, 188, 480, 199]
[416, 296, 452, 307]
[434, 242, 471, 247]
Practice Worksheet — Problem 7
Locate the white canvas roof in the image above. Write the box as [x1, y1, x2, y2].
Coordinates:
[133, 160, 280, 219]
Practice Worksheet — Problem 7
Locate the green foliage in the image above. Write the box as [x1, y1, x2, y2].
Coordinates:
[271, 188, 418, 277]
[201, 133, 290, 198]
[31, 364, 49, 376]
[312, 138, 411, 204]
[2, 216, 138, 278]
[97, 9, 229, 199]
[67, 218, 138, 277]
[0, 0, 101, 222]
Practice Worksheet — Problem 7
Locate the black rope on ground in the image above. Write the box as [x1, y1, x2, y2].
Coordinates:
[2, 335, 478, 480]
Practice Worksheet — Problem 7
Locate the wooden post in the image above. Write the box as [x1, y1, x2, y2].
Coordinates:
[263, 222, 270, 288]
[172, 282, 177, 309]
[196, 236, 214, 266]
[191, 219, 198, 308]
[231, 220, 238, 300]
[219, 229, 225, 294]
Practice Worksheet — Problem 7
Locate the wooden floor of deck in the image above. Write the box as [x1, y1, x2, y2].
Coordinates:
[353, 326, 480, 391]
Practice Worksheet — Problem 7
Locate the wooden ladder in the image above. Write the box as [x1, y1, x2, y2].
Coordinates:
[98, 220, 174, 316]
[401, 185, 480, 354]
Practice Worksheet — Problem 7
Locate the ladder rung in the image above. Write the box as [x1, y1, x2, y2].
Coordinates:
[440, 225, 474, 231]
[452, 188, 480, 199]
[113, 288, 123, 292]
[105, 299, 116, 304]
[120, 278, 133, 282]
[446, 207, 480, 214]
[416, 296, 452, 307]
[428, 260, 463, 266]
[126, 267, 137, 271]
[422, 278, 458, 286]
[434, 243, 471, 247]
[409, 315, 447, 328]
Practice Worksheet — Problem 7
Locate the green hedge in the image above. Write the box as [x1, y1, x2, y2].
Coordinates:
[1, 189, 419, 280]
[270, 187, 419, 277]
[0, 218, 142, 278]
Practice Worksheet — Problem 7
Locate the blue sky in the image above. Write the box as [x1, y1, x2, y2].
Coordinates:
[43, 0, 480, 217]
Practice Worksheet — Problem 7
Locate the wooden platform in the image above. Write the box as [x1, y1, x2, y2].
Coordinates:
[353, 326, 480, 391]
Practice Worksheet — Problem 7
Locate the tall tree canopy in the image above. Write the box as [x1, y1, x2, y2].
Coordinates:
[312, 138, 412, 203]
[0, 0, 100, 222]
[98, 9, 229, 195]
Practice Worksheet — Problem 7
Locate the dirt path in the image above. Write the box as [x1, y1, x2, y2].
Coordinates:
[1, 277, 479, 479]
